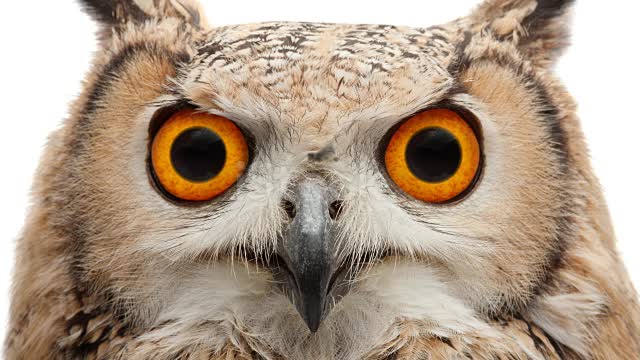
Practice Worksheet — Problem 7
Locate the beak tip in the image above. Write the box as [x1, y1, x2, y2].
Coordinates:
[303, 312, 323, 333]
[295, 293, 326, 333]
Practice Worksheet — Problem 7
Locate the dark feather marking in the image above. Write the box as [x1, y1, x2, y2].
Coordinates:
[384, 352, 398, 360]
[447, 31, 473, 77]
[440, 337, 456, 350]
[520, 315, 547, 353]
[308, 144, 336, 163]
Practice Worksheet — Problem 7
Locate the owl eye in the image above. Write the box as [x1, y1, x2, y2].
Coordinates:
[384, 109, 481, 203]
[151, 109, 249, 201]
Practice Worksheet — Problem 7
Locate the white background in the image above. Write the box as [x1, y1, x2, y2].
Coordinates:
[0, 0, 638, 347]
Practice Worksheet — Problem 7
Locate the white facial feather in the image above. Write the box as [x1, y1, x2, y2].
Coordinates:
[146, 260, 491, 360]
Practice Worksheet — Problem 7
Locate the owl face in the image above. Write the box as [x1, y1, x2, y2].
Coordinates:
[61, 0, 577, 355]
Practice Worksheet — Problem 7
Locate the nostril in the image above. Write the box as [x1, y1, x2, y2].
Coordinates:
[329, 200, 344, 220]
[282, 200, 296, 219]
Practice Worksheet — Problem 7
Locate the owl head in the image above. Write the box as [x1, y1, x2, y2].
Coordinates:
[51, 0, 585, 356]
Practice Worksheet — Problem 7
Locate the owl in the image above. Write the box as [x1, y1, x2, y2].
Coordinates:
[5, 0, 640, 359]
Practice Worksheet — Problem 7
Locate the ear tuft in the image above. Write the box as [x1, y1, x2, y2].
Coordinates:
[78, 0, 207, 32]
[471, 0, 576, 68]
[522, 0, 575, 37]
[78, 0, 149, 25]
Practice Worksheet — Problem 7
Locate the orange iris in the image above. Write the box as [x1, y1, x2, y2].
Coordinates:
[151, 109, 248, 201]
[384, 109, 481, 203]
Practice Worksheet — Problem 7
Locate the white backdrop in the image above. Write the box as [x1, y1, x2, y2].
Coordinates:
[1, 0, 638, 346]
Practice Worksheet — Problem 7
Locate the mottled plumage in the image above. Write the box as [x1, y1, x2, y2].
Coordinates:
[6, 0, 640, 359]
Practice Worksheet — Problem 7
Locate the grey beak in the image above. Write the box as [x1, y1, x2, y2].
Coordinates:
[277, 179, 339, 333]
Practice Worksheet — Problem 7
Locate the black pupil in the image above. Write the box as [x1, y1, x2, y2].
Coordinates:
[405, 127, 462, 183]
[170, 127, 226, 182]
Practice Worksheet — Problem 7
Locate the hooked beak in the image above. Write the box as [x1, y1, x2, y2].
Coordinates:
[275, 179, 347, 333]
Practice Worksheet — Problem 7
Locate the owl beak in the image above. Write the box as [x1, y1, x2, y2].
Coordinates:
[276, 179, 342, 333]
